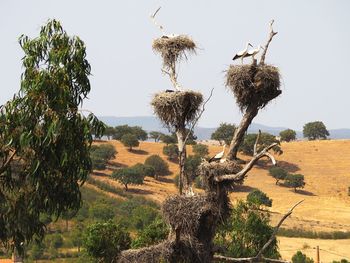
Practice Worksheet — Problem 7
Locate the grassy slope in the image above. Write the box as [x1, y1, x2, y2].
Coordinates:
[93, 139, 350, 261]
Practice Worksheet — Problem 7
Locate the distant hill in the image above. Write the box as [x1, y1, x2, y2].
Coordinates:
[98, 116, 350, 140]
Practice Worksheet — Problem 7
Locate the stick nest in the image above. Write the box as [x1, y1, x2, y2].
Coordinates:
[152, 35, 196, 70]
[226, 64, 281, 111]
[151, 90, 203, 129]
[198, 161, 242, 191]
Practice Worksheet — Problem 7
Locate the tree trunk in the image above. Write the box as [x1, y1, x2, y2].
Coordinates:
[227, 104, 259, 161]
[176, 127, 190, 195]
[125, 184, 128, 191]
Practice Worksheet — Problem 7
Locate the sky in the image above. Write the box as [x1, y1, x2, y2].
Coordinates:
[0, 0, 349, 130]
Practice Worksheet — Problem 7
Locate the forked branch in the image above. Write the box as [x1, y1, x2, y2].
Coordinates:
[259, 20, 278, 65]
[149, 6, 164, 34]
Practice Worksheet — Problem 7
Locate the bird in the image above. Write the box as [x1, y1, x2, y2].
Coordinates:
[232, 42, 253, 64]
[165, 89, 175, 93]
[161, 33, 179, 39]
[246, 45, 264, 60]
[209, 144, 226, 162]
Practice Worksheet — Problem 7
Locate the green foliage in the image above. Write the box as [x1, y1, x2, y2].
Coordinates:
[129, 206, 159, 230]
[112, 125, 147, 141]
[184, 155, 202, 179]
[211, 122, 236, 145]
[144, 155, 170, 179]
[45, 233, 63, 249]
[163, 144, 179, 161]
[132, 163, 156, 178]
[104, 126, 116, 140]
[174, 174, 180, 188]
[278, 228, 350, 239]
[303, 121, 329, 140]
[90, 144, 117, 170]
[269, 166, 288, 185]
[192, 143, 209, 158]
[240, 132, 282, 156]
[284, 174, 305, 192]
[121, 133, 139, 150]
[160, 134, 177, 145]
[0, 19, 104, 253]
[291, 251, 314, 263]
[279, 129, 297, 142]
[215, 199, 280, 259]
[111, 167, 145, 191]
[83, 221, 131, 262]
[132, 217, 169, 248]
[149, 131, 165, 142]
[29, 242, 45, 261]
[333, 259, 350, 263]
[194, 176, 204, 189]
[247, 189, 272, 207]
[89, 199, 115, 221]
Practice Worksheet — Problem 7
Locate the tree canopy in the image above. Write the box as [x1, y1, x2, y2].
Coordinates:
[163, 144, 179, 161]
[192, 144, 209, 158]
[211, 123, 236, 145]
[269, 166, 288, 185]
[0, 19, 104, 253]
[149, 131, 165, 142]
[284, 174, 305, 192]
[90, 144, 117, 170]
[303, 121, 329, 140]
[240, 132, 282, 156]
[144, 155, 170, 179]
[279, 129, 297, 142]
[112, 125, 148, 141]
[111, 167, 144, 191]
[120, 133, 139, 150]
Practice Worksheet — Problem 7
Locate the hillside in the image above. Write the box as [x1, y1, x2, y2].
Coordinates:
[91, 139, 350, 261]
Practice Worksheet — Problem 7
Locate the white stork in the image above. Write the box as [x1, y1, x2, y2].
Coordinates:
[246, 45, 264, 60]
[232, 42, 253, 64]
[209, 144, 226, 162]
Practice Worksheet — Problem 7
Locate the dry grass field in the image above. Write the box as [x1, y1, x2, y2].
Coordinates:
[92, 139, 350, 262]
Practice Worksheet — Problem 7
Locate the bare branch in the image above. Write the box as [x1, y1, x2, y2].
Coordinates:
[255, 200, 304, 259]
[182, 88, 214, 150]
[213, 255, 290, 263]
[263, 152, 276, 165]
[149, 6, 164, 34]
[253, 129, 261, 155]
[0, 149, 17, 175]
[214, 143, 277, 182]
[259, 19, 278, 65]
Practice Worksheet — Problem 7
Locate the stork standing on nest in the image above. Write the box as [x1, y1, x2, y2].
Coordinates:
[209, 144, 226, 163]
[233, 42, 253, 64]
[246, 45, 264, 61]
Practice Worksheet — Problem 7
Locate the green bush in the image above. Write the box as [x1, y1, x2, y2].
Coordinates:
[90, 144, 117, 170]
[163, 144, 179, 161]
[133, 163, 156, 178]
[284, 174, 305, 192]
[89, 199, 115, 221]
[269, 166, 288, 185]
[279, 129, 297, 142]
[121, 133, 139, 150]
[111, 167, 144, 191]
[192, 144, 209, 157]
[144, 155, 170, 179]
[291, 251, 314, 263]
[247, 189, 272, 207]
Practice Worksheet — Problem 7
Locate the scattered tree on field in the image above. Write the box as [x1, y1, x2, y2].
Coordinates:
[269, 166, 288, 185]
[192, 143, 209, 158]
[132, 163, 156, 178]
[0, 19, 104, 257]
[121, 133, 139, 151]
[247, 189, 273, 207]
[104, 126, 116, 140]
[112, 125, 148, 141]
[90, 144, 117, 170]
[144, 155, 170, 179]
[303, 121, 329, 140]
[111, 167, 145, 191]
[163, 144, 179, 161]
[184, 155, 202, 181]
[211, 123, 236, 145]
[279, 129, 297, 142]
[240, 132, 282, 156]
[291, 251, 314, 263]
[83, 221, 131, 262]
[160, 134, 177, 145]
[149, 131, 165, 142]
[284, 174, 305, 192]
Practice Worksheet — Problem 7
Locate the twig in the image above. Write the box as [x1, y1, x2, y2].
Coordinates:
[253, 129, 261, 155]
[259, 20, 278, 65]
[149, 6, 164, 34]
[255, 200, 304, 259]
[182, 88, 214, 149]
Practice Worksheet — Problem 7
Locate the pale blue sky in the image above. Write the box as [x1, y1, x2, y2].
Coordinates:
[1, 0, 349, 130]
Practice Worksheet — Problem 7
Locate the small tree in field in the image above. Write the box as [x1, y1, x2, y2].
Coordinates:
[279, 129, 297, 142]
[121, 133, 139, 151]
[269, 166, 288, 185]
[247, 189, 272, 207]
[160, 134, 177, 145]
[163, 144, 179, 161]
[132, 163, 156, 178]
[303, 121, 329, 140]
[211, 123, 236, 145]
[291, 251, 314, 263]
[144, 155, 170, 179]
[149, 131, 164, 142]
[90, 144, 117, 170]
[240, 132, 282, 156]
[83, 221, 131, 262]
[111, 167, 144, 191]
[192, 144, 209, 158]
[284, 174, 305, 192]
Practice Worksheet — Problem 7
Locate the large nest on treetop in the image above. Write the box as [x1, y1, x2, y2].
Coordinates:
[198, 161, 243, 191]
[226, 64, 281, 111]
[117, 237, 208, 263]
[152, 35, 196, 70]
[151, 90, 203, 129]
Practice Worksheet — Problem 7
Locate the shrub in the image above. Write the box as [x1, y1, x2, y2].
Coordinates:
[291, 251, 314, 263]
[133, 163, 156, 178]
[269, 166, 288, 185]
[144, 155, 170, 179]
[247, 189, 272, 207]
[89, 199, 115, 221]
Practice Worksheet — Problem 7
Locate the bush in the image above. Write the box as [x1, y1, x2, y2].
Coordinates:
[269, 166, 288, 185]
[247, 189, 272, 207]
[291, 251, 314, 263]
[192, 144, 209, 158]
[121, 133, 140, 150]
[163, 144, 179, 161]
[284, 174, 305, 192]
[89, 199, 115, 221]
[90, 144, 117, 170]
[144, 155, 170, 179]
[133, 163, 156, 178]
[83, 221, 131, 262]
[279, 129, 297, 142]
[111, 167, 144, 191]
